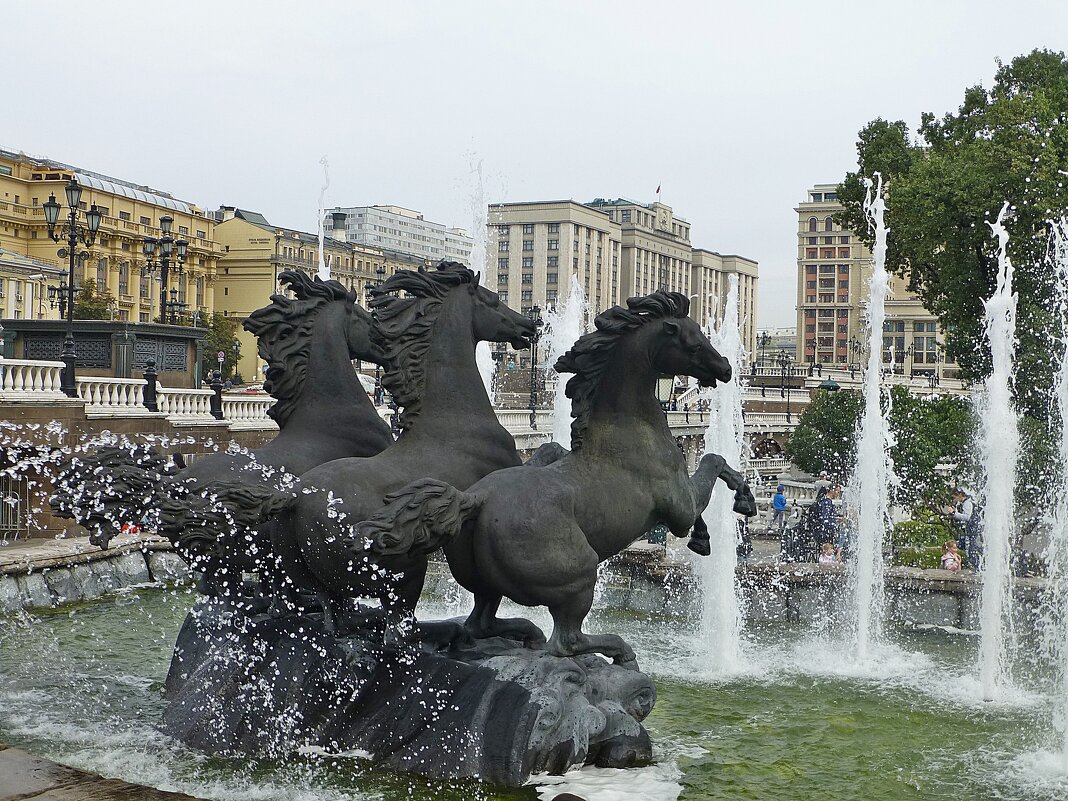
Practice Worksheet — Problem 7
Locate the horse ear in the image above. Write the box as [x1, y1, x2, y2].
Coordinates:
[663, 320, 680, 335]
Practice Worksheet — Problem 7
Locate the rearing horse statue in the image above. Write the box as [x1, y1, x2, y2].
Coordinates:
[358, 291, 757, 663]
[267, 262, 537, 626]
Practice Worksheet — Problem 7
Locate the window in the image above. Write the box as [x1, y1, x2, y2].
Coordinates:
[807, 280, 817, 289]
[547, 272, 558, 284]
[521, 290, 533, 302]
[522, 273, 533, 284]
[498, 241, 509, 252]
[840, 235, 850, 244]
[547, 256, 558, 267]
[820, 248, 835, 258]
[837, 309, 849, 318]
[819, 293, 834, 303]
[140, 216, 150, 225]
[499, 291, 508, 303]
[498, 225, 509, 236]
[178, 225, 189, 235]
[498, 257, 509, 269]
[522, 240, 534, 251]
[808, 237, 818, 245]
[806, 294, 816, 303]
[140, 268, 151, 297]
[197, 230, 206, 239]
[522, 224, 534, 235]
[119, 211, 131, 221]
[805, 309, 816, 319]
[838, 247, 850, 258]
[824, 192, 837, 201]
[825, 218, 833, 232]
[808, 217, 818, 232]
[819, 264, 835, 273]
[819, 278, 834, 288]
[838, 325, 848, 333]
[548, 223, 559, 233]
[839, 264, 850, 274]
[547, 290, 557, 303]
[196, 276, 204, 307]
[522, 257, 533, 268]
[806, 265, 818, 274]
[839, 279, 849, 289]
[805, 248, 818, 258]
[823, 237, 835, 245]
[498, 273, 508, 285]
[547, 239, 559, 250]
[96, 258, 108, 292]
[118, 262, 129, 295]
[818, 309, 834, 318]
[621, 210, 631, 222]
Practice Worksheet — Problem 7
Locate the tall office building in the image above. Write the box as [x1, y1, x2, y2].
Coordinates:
[327, 205, 472, 265]
[795, 183, 951, 375]
[692, 248, 758, 358]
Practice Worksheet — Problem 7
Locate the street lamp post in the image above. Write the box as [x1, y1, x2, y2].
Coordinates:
[373, 266, 387, 404]
[141, 215, 189, 324]
[42, 178, 103, 396]
[805, 338, 816, 377]
[527, 305, 543, 429]
[757, 330, 770, 373]
[777, 349, 793, 423]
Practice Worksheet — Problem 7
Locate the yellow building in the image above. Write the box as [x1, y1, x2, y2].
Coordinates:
[691, 249, 759, 358]
[0, 147, 220, 324]
[214, 207, 427, 382]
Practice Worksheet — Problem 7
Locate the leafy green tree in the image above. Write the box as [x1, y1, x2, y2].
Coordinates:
[72, 281, 115, 320]
[786, 386, 976, 507]
[197, 313, 242, 382]
[836, 49, 1068, 419]
[784, 389, 863, 478]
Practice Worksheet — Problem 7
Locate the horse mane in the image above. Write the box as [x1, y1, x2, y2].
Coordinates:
[368, 261, 477, 433]
[555, 290, 690, 451]
[242, 270, 355, 426]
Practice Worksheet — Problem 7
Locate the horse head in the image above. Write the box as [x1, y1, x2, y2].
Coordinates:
[467, 278, 537, 350]
[347, 303, 387, 365]
[639, 293, 732, 387]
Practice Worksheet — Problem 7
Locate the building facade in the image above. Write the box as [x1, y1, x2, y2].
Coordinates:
[214, 207, 425, 382]
[327, 205, 472, 264]
[795, 184, 952, 377]
[488, 197, 760, 360]
[692, 249, 758, 358]
[0, 148, 220, 325]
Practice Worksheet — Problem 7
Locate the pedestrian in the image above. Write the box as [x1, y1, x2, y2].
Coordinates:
[812, 483, 841, 558]
[772, 484, 788, 532]
[683, 402, 690, 422]
[670, 399, 678, 412]
[941, 540, 962, 572]
[818, 542, 837, 564]
[814, 470, 832, 492]
[945, 487, 980, 569]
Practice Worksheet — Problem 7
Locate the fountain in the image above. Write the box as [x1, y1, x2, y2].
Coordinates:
[317, 156, 331, 281]
[978, 202, 1020, 701]
[847, 173, 895, 660]
[543, 272, 588, 444]
[692, 273, 746, 674]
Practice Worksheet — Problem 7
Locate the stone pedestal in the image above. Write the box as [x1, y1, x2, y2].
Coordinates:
[163, 599, 654, 787]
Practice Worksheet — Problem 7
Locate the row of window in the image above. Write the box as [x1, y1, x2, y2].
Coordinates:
[804, 235, 850, 245]
[805, 247, 851, 259]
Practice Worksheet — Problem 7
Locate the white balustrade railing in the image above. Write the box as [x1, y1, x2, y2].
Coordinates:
[744, 412, 795, 429]
[0, 358, 67, 398]
[75, 377, 151, 416]
[158, 385, 217, 422]
[222, 394, 277, 430]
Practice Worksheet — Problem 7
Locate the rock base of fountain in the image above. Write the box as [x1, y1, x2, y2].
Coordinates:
[162, 599, 654, 787]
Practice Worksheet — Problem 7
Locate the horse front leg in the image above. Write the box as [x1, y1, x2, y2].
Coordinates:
[684, 453, 727, 555]
[546, 583, 637, 668]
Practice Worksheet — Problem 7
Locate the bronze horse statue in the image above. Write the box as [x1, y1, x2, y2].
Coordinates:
[359, 291, 756, 663]
[262, 262, 537, 628]
[51, 270, 393, 586]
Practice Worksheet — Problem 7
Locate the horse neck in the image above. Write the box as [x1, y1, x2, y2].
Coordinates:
[285, 304, 378, 433]
[411, 293, 499, 435]
[581, 331, 672, 458]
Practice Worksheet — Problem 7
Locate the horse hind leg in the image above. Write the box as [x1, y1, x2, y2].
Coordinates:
[466, 592, 546, 647]
[546, 584, 637, 668]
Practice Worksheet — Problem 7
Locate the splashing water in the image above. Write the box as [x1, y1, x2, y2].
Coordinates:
[543, 273, 588, 445]
[978, 202, 1019, 702]
[317, 156, 331, 281]
[847, 174, 896, 660]
[1043, 216, 1068, 768]
[468, 156, 496, 405]
[692, 274, 746, 674]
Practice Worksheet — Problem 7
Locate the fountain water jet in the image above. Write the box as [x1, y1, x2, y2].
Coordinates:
[1043, 216, 1068, 767]
[978, 202, 1019, 701]
[847, 174, 895, 660]
[316, 156, 331, 281]
[693, 274, 746, 673]
[543, 272, 588, 444]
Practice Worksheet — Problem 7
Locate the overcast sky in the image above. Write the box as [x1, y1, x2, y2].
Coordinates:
[6, 1, 1067, 327]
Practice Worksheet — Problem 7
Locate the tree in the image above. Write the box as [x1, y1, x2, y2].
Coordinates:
[837, 49, 1068, 419]
[72, 280, 116, 320]
[785, 386, 976, 508]
[784, 389, 863, 478]
[197, 313, 242, 383]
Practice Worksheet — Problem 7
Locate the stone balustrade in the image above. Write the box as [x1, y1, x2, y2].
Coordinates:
[76, 377, 152, 417]
[157, 386, 219, 424]
[0, 358, 67, 400]
[222, 394, 278, 431]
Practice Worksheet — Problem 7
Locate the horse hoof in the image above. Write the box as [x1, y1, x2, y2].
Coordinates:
[687, 537, 711, 557]
[616, 656, 640, 671]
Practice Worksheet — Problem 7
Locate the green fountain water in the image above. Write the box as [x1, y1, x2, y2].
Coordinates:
[1, 586, 1063, 801]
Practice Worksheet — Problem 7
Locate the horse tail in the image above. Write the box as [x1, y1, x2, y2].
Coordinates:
[49, 444, 172, 549]
[358, 478, 481, 558]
